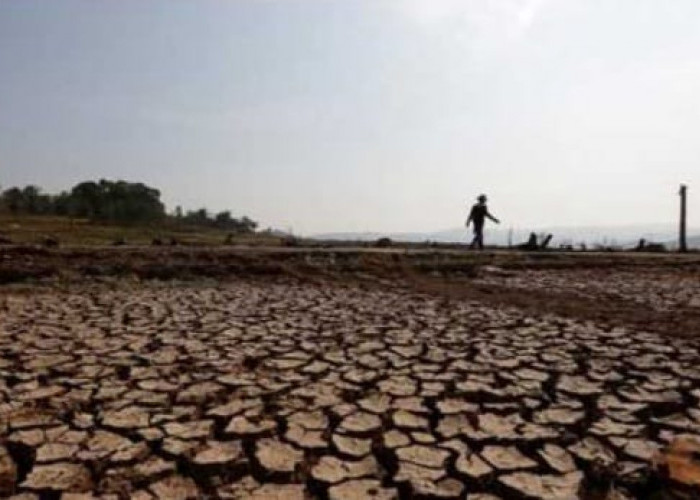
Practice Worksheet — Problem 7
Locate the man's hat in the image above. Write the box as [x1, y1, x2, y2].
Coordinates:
[477, 194, 487, 202]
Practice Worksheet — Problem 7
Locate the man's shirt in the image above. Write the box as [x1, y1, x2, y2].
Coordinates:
[469, 204, 489, 226]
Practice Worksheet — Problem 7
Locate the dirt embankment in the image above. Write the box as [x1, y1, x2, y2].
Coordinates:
[1, 245, 699, 281]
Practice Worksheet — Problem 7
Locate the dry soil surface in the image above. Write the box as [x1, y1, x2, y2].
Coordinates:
[1, 267, 700, 499]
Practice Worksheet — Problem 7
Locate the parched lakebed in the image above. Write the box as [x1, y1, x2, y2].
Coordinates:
[1, 278, 699, 499]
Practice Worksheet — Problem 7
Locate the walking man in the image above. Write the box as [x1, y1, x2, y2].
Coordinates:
[466, 194, 500, 250]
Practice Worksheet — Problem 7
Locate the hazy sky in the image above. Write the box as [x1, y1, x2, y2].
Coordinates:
[1, 1, 699, 234]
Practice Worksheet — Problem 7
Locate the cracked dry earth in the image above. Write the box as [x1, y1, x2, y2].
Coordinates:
[1, 280, 699, 499]
[474, 268, 700, 313]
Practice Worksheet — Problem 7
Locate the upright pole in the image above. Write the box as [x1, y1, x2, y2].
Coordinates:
[679, 184, 688, 253]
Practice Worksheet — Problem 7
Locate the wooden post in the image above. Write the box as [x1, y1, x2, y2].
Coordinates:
[679, 184, 688, 253]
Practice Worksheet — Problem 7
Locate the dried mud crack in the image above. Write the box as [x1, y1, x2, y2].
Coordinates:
[1, 271, 700, 498]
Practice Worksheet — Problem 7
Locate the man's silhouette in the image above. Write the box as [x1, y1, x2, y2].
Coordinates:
[466, 194, 500, 250]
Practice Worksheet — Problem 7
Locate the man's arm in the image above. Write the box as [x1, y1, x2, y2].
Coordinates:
[486, 210, 500, 224]
[465, 207, 474, 227]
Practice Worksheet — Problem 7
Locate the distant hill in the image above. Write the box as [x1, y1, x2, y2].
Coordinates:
[314, 224, 699, 249]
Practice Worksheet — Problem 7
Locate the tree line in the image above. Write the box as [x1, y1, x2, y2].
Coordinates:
[0, 179, 258, 233]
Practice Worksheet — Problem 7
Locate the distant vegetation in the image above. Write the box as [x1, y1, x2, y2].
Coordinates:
[0, 179, 257, 233]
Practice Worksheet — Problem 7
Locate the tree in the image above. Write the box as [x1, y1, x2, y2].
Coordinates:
[184, 208, 209, 226]
[1, 185, 65, 215]
[70, 181, 102, 218]
[52, 192, 72, 216]
[1, 187, 23, 214]
[21, 185, 42, 214]
[68, 180, 165, 222]
[238, 216, 258, 233]
[214, 210, 233, 228]
[0, 179, 258, 231]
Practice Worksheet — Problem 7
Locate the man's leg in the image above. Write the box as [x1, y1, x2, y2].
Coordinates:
[473, 225, 484, 250]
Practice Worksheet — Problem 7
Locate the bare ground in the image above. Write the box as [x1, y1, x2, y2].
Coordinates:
[1, 246, 700, 498]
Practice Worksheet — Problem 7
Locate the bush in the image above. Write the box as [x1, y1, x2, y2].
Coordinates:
[375, 237, 393, 248]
